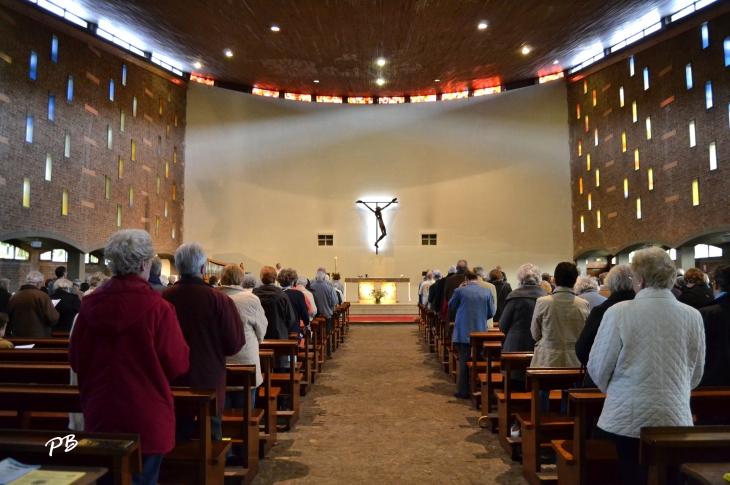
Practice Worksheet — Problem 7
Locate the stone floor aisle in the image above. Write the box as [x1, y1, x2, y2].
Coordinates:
[251, 324, 527, 485]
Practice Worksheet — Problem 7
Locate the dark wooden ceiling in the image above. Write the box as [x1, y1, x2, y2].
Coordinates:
[53, 0, 707, 96]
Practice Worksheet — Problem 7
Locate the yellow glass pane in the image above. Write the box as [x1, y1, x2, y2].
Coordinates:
[692, 179, 699, 206]
[22, 178, 30, 207]
[62, 189, 68, 215]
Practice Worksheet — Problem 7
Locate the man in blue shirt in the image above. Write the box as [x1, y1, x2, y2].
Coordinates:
[448, 269, 495, 399]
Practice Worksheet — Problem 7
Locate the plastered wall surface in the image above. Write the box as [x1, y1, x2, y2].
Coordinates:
[184, 81, 573, 288]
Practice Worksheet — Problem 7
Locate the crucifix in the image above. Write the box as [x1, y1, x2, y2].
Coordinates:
[357, 198, 398, 254]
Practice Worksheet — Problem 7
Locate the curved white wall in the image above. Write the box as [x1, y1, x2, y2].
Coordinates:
[184, 81, 573, 289]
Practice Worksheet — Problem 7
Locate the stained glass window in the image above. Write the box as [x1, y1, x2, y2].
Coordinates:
[252, 88, 279, 97]
[410, 95, 437, 103]
[473, 87, 501, 96]
[316, 96, 343, 103]
[378, 97, 405, 104]
[538, 72, 564, 84]
[284, 93, 311, 102]
[190, 74, 215, 86]
[441, 91, 468, 100]
[348, 97, 373, 104]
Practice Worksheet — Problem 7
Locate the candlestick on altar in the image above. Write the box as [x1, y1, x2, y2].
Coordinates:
[335, 256, 338, 273]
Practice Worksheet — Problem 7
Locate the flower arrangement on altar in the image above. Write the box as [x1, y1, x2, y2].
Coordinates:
[370, 288, 387, 304]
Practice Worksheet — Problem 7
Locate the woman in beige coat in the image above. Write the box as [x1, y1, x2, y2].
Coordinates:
[217, 265, 268, 407]
[531, 262, 590, 412]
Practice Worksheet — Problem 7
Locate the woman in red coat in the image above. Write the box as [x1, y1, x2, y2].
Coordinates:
[69, 229, 190, 485]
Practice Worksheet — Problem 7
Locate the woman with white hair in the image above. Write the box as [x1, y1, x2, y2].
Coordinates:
[49, 278, 81, 332]
[498, 263, 546, 437]
[588, 247, 705, 484]
[69, 229, 190, 485]
[575, 265, 635, 388]
[573, 275, 606, 311]
[499, 264, 547, 385]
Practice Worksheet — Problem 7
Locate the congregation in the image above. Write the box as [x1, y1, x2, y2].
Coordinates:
[0, 229, 344, 485]
[417, 250, 729, 485]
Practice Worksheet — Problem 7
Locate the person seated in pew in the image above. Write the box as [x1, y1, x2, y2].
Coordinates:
[575, 265, 635, 389]
[278, 269, 310, 343]
[531, 262, 589, 413]
[499, 264, 546, 437]
[588, 247, 705, 485]
[8, 270, 59, 338]
[50, 278, 81, 332]
[448, 269, 495, 399]
[678, 267, 714, 310]
[217, 264, 267, 465]
[309, 270, 338, 339]
[218, 264, 268, 407]
[163, 242, 246, 442]
[254, 266, 296, 368]
[489, 268, 512, 324]
[573, 275, 607, 311]
[295, 276, 317, 319]
[0, 313, 13, 348]
[70, 229, 190, 485]
[698, 265, 730, 390]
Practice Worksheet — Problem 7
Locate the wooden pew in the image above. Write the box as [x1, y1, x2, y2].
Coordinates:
[309, 318, 324, 377]
[641, 426, 730, 485]
[257, 350, 277, 457]
[222, 365, 261, 485]
[478, 341, 502, 428]
[425, 309, 436, 354]
[466, 331, 504, 408]
[0, 429, 142, 485]
[0, 383, 228, 485]
[517, 368, 583, 485]
[6, 338, 70, 348]
[680, 462, 730, 485]
[551, 388, 730, 485]
[495, 352, 534, 460]
[259, 340, 301, 431]
[0, 348, 69, 362]
[297, 327, 314, 395]
[552, 389, 620, 485]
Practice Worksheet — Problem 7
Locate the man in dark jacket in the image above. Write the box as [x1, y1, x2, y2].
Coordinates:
[254, 266, 296, 367]
[163, 242, 245, 441]
[50, 278, 81, 332]
[444, 260, 468, 321]
[278, 268, 309, 339]
[8, 270, 59, 337]
[575, 265, 635, 388]
[46, 266, 66, 295]
[699, 265, 730, 388]
[429, 265, 456, 315]
[0, 278, 11, 314]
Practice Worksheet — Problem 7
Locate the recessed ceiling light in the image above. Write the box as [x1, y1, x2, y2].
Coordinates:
[521, 45, 531, 55]
[434, 79, 440, 82]
[224, 49, 233, 57]
[270, 26, 280, 32]
[314, 79, 319, 83]
[478, 21, 488, 30]
[553, 60, 559, 65]
[377, 58, 386, 66]
[376, 78, 385, 86]
[194, 62, 202, 69]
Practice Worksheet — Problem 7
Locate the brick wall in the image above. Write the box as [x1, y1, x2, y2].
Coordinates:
[568, 10, 730, 258]
[0, 5, 186, 257]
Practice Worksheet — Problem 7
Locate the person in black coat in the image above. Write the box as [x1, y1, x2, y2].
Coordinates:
[677, 268, 714, 309]
[499, 264, 547, 387]
[428, 266, 455, 315]
[253, 266, 296, 369]
[0, 278, 11, 314]
[278, 268, 310, 340]
[699, 265, 730, 388]
[575, 265, 635, 388]
[49, 278, 81, 332]
[489, 269, 512, 323]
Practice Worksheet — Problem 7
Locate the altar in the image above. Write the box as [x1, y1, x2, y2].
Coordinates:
[344, 277, 411, 304]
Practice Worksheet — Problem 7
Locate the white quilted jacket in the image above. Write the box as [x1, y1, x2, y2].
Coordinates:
[588, 288, 705, 437]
